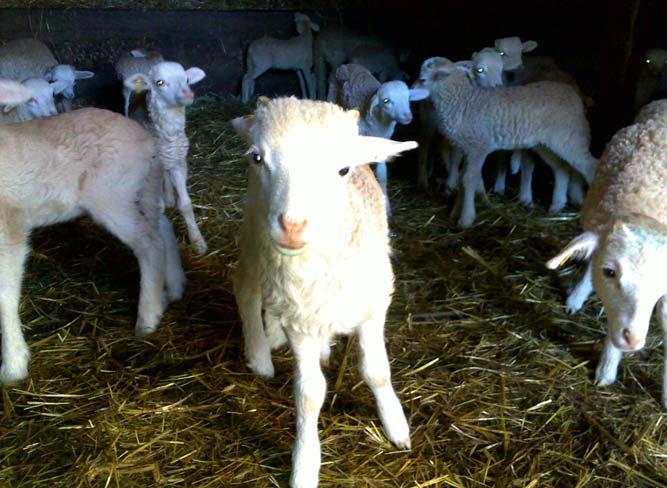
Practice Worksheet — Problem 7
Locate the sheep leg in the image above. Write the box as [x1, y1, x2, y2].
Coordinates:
[315, 56, 327, 100]
[445, 145, 462, 194]
[565, 261, 593, 314]
[296, 70, 308, 99]
[534, 147, 569, 213]
[457, 150, 487, 228]
[89, 204, 167, 337]
[416, 131, 433, 190]
[0, 215, 30, 385]
[302, 69, 316, 100]
[510, 150, 522, 174]
[122, 85, 132, 117]
[568, 171, 586, 207]
[158, 214, 186, 303]
[375, 162, 392, 216]
[518, 152, 535, 208]
[493, 153, 508, 196]
[290, 333, 326, 488]
[235, 272, 274, 378]
[358, 318, 410, 449]
[595, 336, 623, 387]
[163, 170, 176, 208]
[658, 296, 667, 410]
[545, 138, 597, 184]
[169, 166, 208, 255]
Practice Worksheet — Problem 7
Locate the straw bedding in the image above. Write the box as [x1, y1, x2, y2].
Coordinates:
[0, 97, 665, 487]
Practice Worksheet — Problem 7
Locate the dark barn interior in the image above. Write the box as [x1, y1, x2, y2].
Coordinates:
[1, 1, 667, 487]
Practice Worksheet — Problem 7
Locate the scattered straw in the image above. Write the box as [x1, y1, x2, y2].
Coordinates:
[0, 97, 665, 487]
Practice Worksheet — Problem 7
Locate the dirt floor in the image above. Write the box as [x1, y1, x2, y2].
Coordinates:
[0, 98, 665, 487]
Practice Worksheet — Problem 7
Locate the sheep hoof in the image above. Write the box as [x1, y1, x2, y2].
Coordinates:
[192, 239, 208, 256]
[247, 358, 275, 379]
[457, 214, 475, 229]
[565, 295, 584, 315]
[0, 346, 30, 385]
[594, 366, 617, 387]
[519, 198, 534, 209]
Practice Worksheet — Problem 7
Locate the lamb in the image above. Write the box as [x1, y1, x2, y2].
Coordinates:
[124, 61, 208, 255]
[0, 78, 68, 124]
[313, 26, 386, 99]
[634, 48, 667, 112]
[327, 63, 428, 214]
[348, 44, 407, 82]
[424, 63, 596, 228]
[546, 120, 667, 410]
[232, 96, 415, 487]
[115, 48, 164, 117]
[0, 83, 185, 385]
[241, 13, 320, 103]
[0, 38, 94, 112]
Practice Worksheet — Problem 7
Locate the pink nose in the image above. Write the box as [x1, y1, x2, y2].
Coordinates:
[622, 329, 643, 349]
[277, 214, 308, 249]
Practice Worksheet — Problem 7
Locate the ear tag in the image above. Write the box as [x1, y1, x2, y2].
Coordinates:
[134, 78, 144, 95]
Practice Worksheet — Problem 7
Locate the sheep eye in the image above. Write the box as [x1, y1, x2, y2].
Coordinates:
[646, 59, 651, 64]
[251, 151, 262, 164]
[156, 79, 165, 86]
[338, 166, 350, 177]
[602, 266, 616, 279]
[499, 51, 505, 56]
[382, 98, 390, 104]
[476, 68, 484, 73]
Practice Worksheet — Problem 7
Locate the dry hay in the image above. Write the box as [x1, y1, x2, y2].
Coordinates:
[1, 97, 666, 487]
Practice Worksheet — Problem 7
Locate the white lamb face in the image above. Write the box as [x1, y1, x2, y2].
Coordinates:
[493, 36, 537, 71]
[472, 50, 504, 87]
[232, 98, 417, 256]
[127, 62, 206, 109]
[294, 13, 319, 34]
[46, 64, 94, 100]
[372, 81, 428, 125]
[592, 223, 667, 352]
[644, 48, 667, 75]
[3, 78, 67, 120]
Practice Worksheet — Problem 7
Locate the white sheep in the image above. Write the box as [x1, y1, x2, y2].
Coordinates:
[634, 48, 667, 112]
[546, 119, 667, 410]
[348, 44, 407, 83]
[115, 48, 164, 117]
[124, 61, 208, 256]
[313, 27, 386, 99]
[327, 63, 428, 215]
[241, 13, 320, 103]
[0, 38, 94, 112]
[423, 63, 596, 228]
[232, 96, 415, 487]
[0, 78, 68, 124]
[0, 85, 185, 385]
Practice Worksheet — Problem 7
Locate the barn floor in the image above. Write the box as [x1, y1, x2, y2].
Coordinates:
[1, 98, 666, 488]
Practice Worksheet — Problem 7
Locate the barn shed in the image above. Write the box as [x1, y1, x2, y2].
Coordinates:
[0, 1, 666, 486]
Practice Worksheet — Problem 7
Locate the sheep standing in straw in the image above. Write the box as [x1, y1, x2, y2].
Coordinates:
[547, 116, 667, 409]
[232, 96, 415, 487]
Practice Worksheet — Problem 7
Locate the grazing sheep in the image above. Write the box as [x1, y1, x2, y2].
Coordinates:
[0, 101, 186, 385]
[115, 48, 164, 117]
[349, 44, 407, 82]
[634, 48, 667, 112]
[328, 63, 428, 214]
[546, 120, 667, 409]
[313, 27, 386, 99]
[124, 61, 208, 255]
[0, 38, 94, 111]
[425, 64, 596, 228]
[232, 97, 415, 487]
[241, 13, 320, 103]
[0, 78, 68, 124]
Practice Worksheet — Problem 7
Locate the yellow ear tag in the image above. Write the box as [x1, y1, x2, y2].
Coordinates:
[134, 78, 144, 95]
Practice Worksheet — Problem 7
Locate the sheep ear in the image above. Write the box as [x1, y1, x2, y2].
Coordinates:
[546, 231, 599, 269]
[75, 70, 94, 80]
[130, 49, 146, 58]
[124, 73, 151, 93]
[185, 67, 206, 85]
[522, 40, 538, 53]
[50, 80, 70, 95]
[310, 22, 320, 32]
[369, 92, 381, 114]
[231, 115, 255, 142]
[0, 80, 31, 105]
[409, 87, 429, 101]
[348, 137, 418, 166]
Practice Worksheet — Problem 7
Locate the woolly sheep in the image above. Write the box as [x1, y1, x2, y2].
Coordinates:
[349, 44, 407, 83]
[0, 78, 68, 124]
[546, 120, 667, 409]
[124, 61, 208, 255]
[0, 102, 186, 385]
[232, 97, 415, 487]
[328, 63, 428, 214]
[424, 64, 596, 228]
[0, 38, 94, 111]
[313, 27, 386, 99]
[635, 99, 667, 126]
[115, 48, 164, 117]
[634, 48, 667, 112]
[241, 13, 320, 103]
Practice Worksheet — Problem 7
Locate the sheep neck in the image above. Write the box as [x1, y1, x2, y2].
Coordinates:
[148, 95, 187, 144]
[430, 73, 469, 138]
